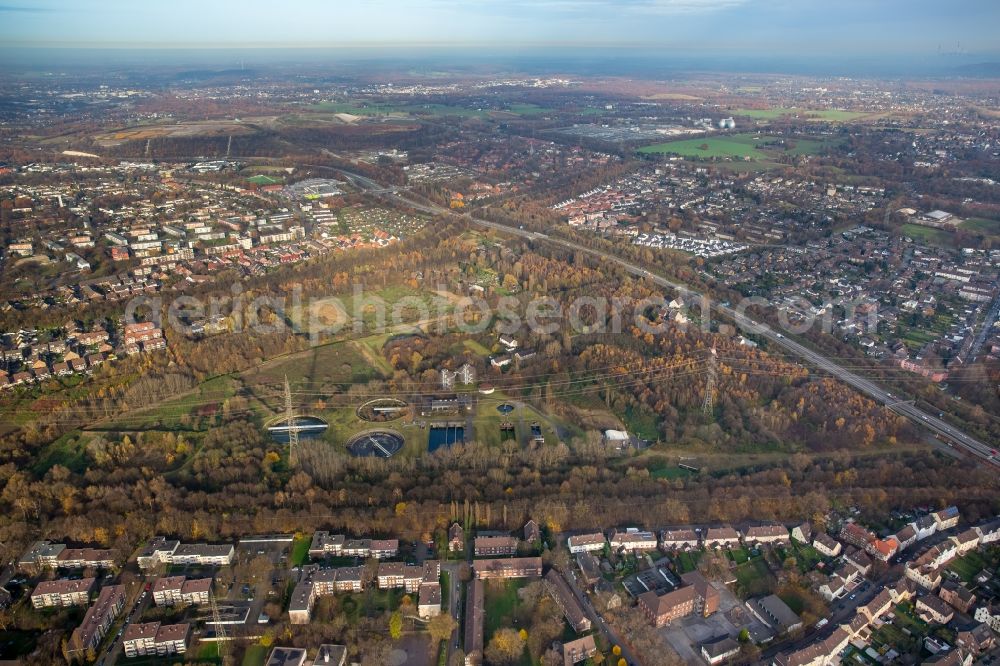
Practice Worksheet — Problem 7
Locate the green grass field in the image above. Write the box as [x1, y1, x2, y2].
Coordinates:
[639, 134, 769, 159]
[732, 107, 871, 122]
[901, 223, 954, 248]
[639, 133, 836, 161]
[733, 558, 774, 598]
[675, 550, 701, 573]
[947, 549, 989, 583]
[963, 217, 1000, 238]
[484, 578, 528, 637]
[241, 645, 268, 666]
[290, 534, 311, 566]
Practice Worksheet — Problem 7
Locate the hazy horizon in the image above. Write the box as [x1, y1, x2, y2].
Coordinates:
[2, 0, 998, 61]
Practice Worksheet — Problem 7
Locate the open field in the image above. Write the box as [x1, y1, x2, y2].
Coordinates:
[92, 120, 255, 146]
[731, 107, 872, 122]
[963, 217, 1000, 238]
[638, 133, 838, 161]
[900, 223, 954, 248]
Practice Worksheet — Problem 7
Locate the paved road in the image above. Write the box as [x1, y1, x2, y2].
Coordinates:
[560, 566, 643, 666]
[442, 562, 463, 663]
[969, 289, 1000, 361]
[338, 169, 999, 467]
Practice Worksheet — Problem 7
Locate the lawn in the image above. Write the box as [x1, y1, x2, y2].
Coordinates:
[788, 542, 824, 573]
[639, 134, 770, 159]
[639, 132, 837, 162]
[646, 458, 696, 480]
[963, 217, 1000, 239]
[675, 550, 702, 574]
[31, 430, 90, 475]
[948, 550, 988, 583]
[290, 534, 311, 566]
[242, 645, 268, 666]
[99, 374, 236, 431]
[731, 107, 871, 122]
[728, 548, 751, 564]
[483, 578, 529, 639]
[733, 558, 774, 598]
[901, 223, 954, 248]
[462, 338, 492, 357]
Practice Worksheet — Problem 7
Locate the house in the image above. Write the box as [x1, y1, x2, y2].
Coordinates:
[743, 524, 789, 546]
[56, 547, 118, 569]
[938, 580, 976, 614]
[465, 580, 484, 666]
[169, 543, 234, 566]
[308, 531, 346, 558]
[152, 576, 212, 606]
[523, 520, 541, 544]
[844, 548, 873, 576]
[791, 523, 812, 544]
[474, 535, 518, 557]
[839, 522, 875, 549]
[498, 335, 518, 350]
[923, 650, 972, 666]
[974, 603, 1000, 633]
[867, 537, 899, 562]
[917, 595, 955, 624]
[818, 574, 849, 601]
[265, 647, 308, 666]
[68, 585, 126, 655]
[575, 552, 601, 587]
[490, 355, 512, 369]
[638, 586, 697, 627]
[313, 645, 348, 666]
[747, 595, 802, 634]
[913, 514, 938, 541]
[448, 523, 464, 552]
[857, 589, 893, 624]
[975, 517, 1000, 544]
[544, 570, 591, 633]
[813, 533, 842, 558]
[122, 622, 189, 658]
[680, 571, 720, 617]
[370, 539, 399, 559]
[932, 506, 960, 530]
[700, 636, 740, 665]
[660, 528, 699, 550]
[473, 557, 542, 580]
[418, 582, 442, 619]
[608, 528, 658, 552]
[567, 532, 605, 554]
[704, 527, 741, 549]
[136, 536, 180, 569]
[31, 578, 94, 608]
[289, 566, 367, 623]
[950, 528, 979, 555]
[562, 635, 597, 665]
[377, 563, 424, 592]
[895, 524, 918, 550]
[774, 627, 851, 666]
[955, 623, 996, 656]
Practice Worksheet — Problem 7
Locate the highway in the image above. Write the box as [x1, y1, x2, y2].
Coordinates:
[337, 169, 999, 466]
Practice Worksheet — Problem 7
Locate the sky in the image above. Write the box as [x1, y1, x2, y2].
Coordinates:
[1, 0, 998, 56]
